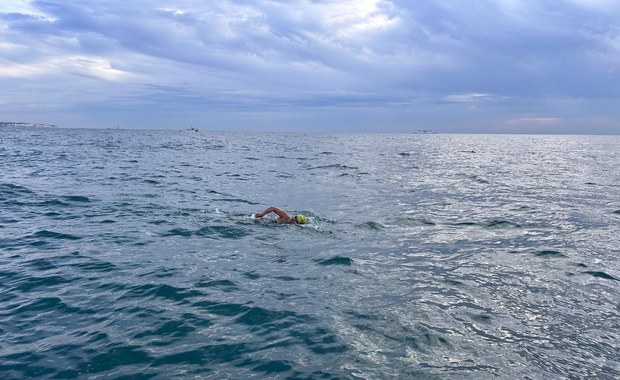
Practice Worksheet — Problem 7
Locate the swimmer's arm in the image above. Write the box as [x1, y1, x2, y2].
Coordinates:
[255, 206, 291, 220]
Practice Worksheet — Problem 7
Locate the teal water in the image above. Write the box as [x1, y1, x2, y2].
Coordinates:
[1, 128, 619, 379]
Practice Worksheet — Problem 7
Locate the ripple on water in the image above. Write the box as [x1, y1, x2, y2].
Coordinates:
[69, 259, 117, 273]
[13, 275, 76, 292]
[117, 284, 204, 302]
[24, 257, 58, 271]
[151, 343, 248, 368]
[12, 296, 87, 315]
[76, 345, 153, 375]
[484, 219, 522, 228]
[162, 225, 250, 239]
[133, 319, 196, 340]
[195, 278, 239, 292]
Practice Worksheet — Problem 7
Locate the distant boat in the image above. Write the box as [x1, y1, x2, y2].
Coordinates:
[412, 129, 436, 134]
[186, 127, 199, 132]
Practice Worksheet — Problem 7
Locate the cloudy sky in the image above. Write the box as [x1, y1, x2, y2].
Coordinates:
[1, 0, 619, 133]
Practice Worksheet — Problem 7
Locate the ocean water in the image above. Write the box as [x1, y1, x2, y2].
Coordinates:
[1, 127, 619, 379]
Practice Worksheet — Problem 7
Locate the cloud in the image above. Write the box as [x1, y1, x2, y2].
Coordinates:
[442, 93, 493, 104]
[0, 0, 619, 133]
[505, 117, 563, 126]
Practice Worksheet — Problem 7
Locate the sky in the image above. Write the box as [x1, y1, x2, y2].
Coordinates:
[1, 0, 619, 133]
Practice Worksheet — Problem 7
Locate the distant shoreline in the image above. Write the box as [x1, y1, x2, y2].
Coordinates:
[1, 122, 618, 136]
[0, 121, 57, 128]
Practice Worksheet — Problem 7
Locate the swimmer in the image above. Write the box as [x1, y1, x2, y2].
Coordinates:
[254, 205, 308, 224]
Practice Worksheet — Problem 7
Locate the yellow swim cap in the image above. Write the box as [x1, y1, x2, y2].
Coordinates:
[295, 214, 308, 224]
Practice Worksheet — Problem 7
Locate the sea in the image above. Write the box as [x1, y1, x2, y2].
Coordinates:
[1, 127, 619, 379]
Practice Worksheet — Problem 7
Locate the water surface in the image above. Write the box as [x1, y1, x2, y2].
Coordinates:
[1, 128, 619, 379]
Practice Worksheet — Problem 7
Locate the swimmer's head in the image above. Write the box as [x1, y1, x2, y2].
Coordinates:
[295, 214, 308, 224]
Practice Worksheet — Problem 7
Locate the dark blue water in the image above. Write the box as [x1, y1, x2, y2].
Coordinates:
[1, 127, 619, 379]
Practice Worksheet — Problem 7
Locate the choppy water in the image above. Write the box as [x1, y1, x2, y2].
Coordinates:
[1, 127, 619, 379]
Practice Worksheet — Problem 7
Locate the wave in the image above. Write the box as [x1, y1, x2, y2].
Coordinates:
[12, 275, 76, 292]
[379, 216, 531, 230]
[357, 221, 385, 230]
[315, 256, 354, 266]
[388, 216, 436, 226]
[534, 250, 566, 258]
[13, 296, 85, 315]
[307, 164, 359, 170]
[213, 197, 259, 205]
[0, 183, 35, 197]
[449, 219, 522, 229]
[32, 230, 81, 240]
[583, 271, 618, 281]
[62, 195, 91, 203]
[195, 279, 239, 291]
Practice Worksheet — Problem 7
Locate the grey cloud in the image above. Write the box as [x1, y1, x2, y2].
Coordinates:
[1, 0, 619, 132]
